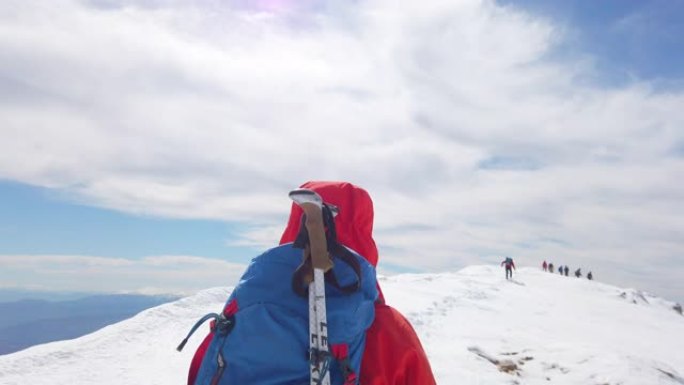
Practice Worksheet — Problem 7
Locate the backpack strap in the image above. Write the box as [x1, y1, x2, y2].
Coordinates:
[176, 299, 238, 352]
[176, 312, 220, 352]
[331, 344, 357, 385]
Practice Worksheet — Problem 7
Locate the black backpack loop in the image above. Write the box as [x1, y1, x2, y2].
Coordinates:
[291, 204, 362, 298]
[325, 243, 362, 294]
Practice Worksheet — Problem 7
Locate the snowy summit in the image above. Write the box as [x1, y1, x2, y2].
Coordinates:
[1, 265, 683, 385]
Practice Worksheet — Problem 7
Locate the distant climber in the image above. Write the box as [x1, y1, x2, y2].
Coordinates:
[559, 266, 564, 275]
[587, 271, 593, 280]
[542, 260, 548, 272]
[501, 257, 516, 280]
[563, 265, 569, 276]
[574, 268, 582, 278]
[548, 263, 554, 273]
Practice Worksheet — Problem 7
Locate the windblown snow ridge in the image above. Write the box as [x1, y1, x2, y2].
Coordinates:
[0, 266, 682, 385]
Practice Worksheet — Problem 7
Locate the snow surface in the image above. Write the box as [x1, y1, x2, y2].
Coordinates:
[1, 265, 683, 384]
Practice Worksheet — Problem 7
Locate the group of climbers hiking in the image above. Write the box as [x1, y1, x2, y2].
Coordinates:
[542, 261, 567, 275]
[574, 268, 594, 280]
[542, 261, 593, 280]
[499, 259, 596, 283]
[181, 181, 436, 385]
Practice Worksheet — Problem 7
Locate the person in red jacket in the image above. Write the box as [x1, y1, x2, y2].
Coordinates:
[501, 257, 516, 280]
[279, 181, 436, 385]
[188, 181, 436, 385]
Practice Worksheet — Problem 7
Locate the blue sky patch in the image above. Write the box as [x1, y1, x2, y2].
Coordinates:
[498, 0, 684, 87]
[0, 181, 258, 261]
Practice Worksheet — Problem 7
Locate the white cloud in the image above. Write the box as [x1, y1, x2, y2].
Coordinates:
[0, 0, 683, 302]
[0, 255, 246, 296]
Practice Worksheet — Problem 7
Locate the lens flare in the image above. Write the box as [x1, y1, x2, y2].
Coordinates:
[252, 0, 294, 12]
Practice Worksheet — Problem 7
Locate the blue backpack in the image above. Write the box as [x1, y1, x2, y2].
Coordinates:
[180, 243, 378, 385]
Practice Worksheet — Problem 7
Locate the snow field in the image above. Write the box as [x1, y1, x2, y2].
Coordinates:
[1, 266, 682, 384]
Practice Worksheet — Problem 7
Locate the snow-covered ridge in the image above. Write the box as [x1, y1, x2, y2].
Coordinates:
[1, 266, 683, 385]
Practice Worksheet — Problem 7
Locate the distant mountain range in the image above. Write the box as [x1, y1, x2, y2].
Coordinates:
[0, 293, 177, 355]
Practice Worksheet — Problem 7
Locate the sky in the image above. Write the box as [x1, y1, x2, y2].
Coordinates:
[0, 0, 683, 302]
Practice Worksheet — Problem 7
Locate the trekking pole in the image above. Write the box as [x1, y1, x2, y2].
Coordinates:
[289, 188, 334, 385]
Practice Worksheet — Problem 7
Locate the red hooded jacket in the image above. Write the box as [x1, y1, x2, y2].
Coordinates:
[280, 181, 436, 385]
[188, 181, 436, 385]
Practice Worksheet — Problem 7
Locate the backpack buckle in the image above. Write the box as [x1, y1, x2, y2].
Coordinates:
[215, 313, 235, 335]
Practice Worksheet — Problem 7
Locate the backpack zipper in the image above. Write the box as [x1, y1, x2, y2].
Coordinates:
[209, 352, 225, 385]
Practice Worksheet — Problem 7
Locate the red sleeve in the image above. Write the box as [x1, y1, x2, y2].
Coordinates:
[361, 304, 436, 385]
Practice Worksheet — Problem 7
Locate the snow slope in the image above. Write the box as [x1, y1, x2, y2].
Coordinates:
[1, 266, 682, 384]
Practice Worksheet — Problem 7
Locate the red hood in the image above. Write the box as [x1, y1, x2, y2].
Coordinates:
[279, 181, 379, 267]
